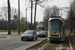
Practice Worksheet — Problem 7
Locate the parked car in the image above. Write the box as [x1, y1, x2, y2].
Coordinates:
[21, 30, 38, 41]
[38, 31, 48, 37]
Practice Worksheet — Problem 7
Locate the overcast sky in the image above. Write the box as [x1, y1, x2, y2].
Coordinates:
[0, 0, 70, 22]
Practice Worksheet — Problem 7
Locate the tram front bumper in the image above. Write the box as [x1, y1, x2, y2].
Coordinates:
[49, 36, 63, 41]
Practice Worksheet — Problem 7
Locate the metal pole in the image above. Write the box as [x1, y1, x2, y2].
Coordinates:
[73, 14, 74, 33]
[26, 8, 27, 30]
[70, 0, 73, 33]
[71, 7, 73, 33]
[18, 0, 20, 34]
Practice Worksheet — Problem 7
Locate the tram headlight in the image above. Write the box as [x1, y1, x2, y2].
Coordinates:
[49, 32, 51, 36]
[62, 21, 64, 22]
[59, 35, 60, 37]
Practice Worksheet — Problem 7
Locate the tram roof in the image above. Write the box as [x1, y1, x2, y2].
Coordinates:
[49, 17, 64, 21]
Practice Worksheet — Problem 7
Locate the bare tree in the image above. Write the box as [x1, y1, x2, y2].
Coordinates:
[0, 7, 18, 20]
[24, 0, 46, 30]
[43, 7, 52, 30]
[11, 8, 18, 18]
[43, 6, 59, 30]
[66, 0, 75, 33]
[0, 7, 8, 20]
[51, 6, 59, 16]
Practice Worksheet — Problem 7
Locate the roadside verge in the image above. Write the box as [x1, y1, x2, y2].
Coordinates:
[26, 39, 47, 50]
[38, 42, 50, 50]
[68, 34, 74, 50]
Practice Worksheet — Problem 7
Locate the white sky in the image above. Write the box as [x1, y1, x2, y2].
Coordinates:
[0, 0, 70, 22]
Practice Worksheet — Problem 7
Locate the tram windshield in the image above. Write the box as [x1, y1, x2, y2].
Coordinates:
[50, 19, 61, 33]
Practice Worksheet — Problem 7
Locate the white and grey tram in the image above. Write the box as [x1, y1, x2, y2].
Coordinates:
[48, 17, 65, 41]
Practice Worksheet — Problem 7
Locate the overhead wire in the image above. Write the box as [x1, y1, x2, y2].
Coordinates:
[57, 0, 61, 7]
[56, 0, 70, 16]
[56, 0, 62, 16]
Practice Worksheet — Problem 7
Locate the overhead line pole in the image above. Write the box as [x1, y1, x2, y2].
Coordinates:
[26, 8, 27, 30]
[70, 0, 73, 33]
[18, 0, 20, 34]
[71, 7, 73, 33]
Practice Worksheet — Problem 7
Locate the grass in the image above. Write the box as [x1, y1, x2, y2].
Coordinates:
[0, 34, 21, 36]
[44, 44, 58, 50]
[27, 39, 49, 50]
[0, 30, 22, 36]
[0, 29, 46, 36]
[35, 29, 41, 32]
[0, 30, 17, 32]
[0, 29, 47, 32]
[0, 29, 41, 32]
[27, 39, 58, 50]
[65, 30, 71, 36]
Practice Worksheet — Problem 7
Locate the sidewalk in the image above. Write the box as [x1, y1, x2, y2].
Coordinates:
[69, 34, 75, 50]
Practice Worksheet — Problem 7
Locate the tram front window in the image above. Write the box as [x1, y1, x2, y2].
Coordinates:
[50, 20, 61, 33]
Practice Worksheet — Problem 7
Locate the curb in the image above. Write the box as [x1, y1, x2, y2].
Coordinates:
[38, 42, 50, 50]
[68, 35, 74, 50]
[14, 39, 46, 50]
[26, 39, 47, 50]
[0, 36, 6, 38]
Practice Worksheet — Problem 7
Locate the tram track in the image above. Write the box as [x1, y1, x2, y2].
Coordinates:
[42, 37, 69, 50]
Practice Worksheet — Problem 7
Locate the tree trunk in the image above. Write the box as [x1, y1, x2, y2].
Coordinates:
[31, 0, 33, 30]
[8, 0, 11, 35]
[34, 0, 37, 30]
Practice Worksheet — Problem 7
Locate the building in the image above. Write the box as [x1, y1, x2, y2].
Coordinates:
[36, 22, 45, 30]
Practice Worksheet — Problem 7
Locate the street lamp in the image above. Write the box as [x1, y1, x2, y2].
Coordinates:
[25, 7, 31, 30]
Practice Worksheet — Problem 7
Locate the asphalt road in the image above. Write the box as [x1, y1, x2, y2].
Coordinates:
[0, 35, 46, 50]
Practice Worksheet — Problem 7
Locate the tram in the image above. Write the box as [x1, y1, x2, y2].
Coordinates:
[48, 17, 65, 41]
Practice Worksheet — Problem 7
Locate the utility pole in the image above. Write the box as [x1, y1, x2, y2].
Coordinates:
[70, 0, 75, 33]
[18, 0, 20, 34]
[8, 0, 11, 35]
[31, 0, 33, 30]
[26, 8, 27, 30]
[70, 7, 73, 33]
[25, 7, 31, 30]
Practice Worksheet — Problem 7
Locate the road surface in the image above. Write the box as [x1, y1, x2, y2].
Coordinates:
[0, 35, 46, 50]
